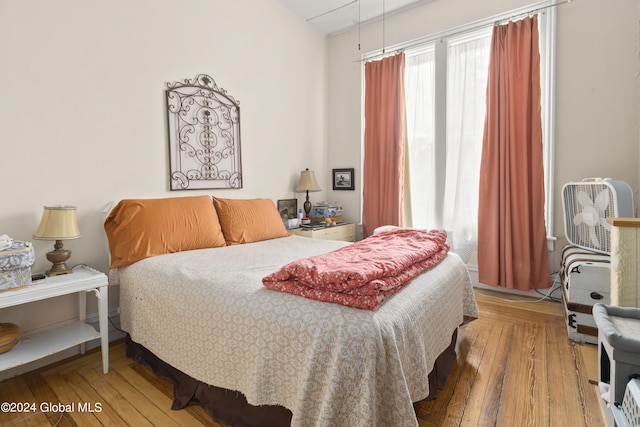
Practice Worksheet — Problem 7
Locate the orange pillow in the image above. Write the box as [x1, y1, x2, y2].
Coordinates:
[213, 197, 290, 245]
[104, 196, 226, 268]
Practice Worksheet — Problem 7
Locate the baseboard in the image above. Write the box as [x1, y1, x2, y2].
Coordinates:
[469, 265, 561, 299]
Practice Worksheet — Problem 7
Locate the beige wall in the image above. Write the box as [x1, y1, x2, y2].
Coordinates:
[326, 0, 640, 267]
[0, 0, 328, 335]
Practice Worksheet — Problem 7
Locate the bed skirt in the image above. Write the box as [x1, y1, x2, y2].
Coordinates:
[125, 329, 458, 427]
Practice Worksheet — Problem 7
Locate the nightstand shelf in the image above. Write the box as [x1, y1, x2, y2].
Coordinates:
[290, 223, 356, 242]
[0, 265, 109, 374]
[0, 320, 100, 371]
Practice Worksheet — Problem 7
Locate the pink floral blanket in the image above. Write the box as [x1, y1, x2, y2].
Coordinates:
[262, 228, 450, 310]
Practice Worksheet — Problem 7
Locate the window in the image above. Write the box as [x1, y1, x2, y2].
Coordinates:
[364, 2, 555, 265]
[405, 28, 492, 263]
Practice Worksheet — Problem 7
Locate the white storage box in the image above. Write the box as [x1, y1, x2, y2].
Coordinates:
[560, 245, 611, 344]
[593, 304, 640, 407]
[0, 241, 35, 291]
[612, 379, 640, 427]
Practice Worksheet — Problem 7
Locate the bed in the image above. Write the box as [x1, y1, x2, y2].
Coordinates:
[105, 196, 478, 427]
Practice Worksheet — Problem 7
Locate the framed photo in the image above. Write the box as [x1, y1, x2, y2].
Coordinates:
[333, 168, 355, 190]
[277, 199, 298, 220]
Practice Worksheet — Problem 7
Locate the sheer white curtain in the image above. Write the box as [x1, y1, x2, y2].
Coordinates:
[404, 30, 490, 264]
[404, 48, 436, 230]
[444, 32, 491, 263]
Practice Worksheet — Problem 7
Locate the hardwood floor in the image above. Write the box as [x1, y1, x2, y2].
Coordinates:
[0, 289, 606, 427]
[416, 289, 605, 427]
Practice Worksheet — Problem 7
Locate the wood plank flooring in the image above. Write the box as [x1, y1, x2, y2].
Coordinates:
[416, 289, 605, 427]
[0, 289, 606, 427]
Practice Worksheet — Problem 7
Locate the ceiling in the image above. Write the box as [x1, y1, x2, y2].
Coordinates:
[276, 0, 435, 36]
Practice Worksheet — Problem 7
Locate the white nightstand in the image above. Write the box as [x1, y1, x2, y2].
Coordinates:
[0, 265, 109, 374]
[290, 223, 356, 242]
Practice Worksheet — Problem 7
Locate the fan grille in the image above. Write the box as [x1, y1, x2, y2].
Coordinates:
[562, 183, 616, 254]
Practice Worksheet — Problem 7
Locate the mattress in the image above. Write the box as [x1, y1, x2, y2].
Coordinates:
[114, 235, 478, 427]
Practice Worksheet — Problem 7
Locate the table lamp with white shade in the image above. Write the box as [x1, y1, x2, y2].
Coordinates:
[295, 168, 321, 217]
[33, 206, 81, 276]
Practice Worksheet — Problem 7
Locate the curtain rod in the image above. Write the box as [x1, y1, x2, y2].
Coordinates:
[496, 0, 573, 25]
[363, 0, 573, 63]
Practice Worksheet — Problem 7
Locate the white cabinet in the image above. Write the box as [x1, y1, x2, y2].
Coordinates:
[290, 223, 356, 242]
[0, 265, 109, 374]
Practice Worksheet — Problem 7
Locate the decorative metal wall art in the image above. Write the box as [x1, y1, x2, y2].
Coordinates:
[166, 74, 242, 190]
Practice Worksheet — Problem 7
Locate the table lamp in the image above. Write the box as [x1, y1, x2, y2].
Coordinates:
[33, 206, 81, 276]
[295, 168, 321, 217]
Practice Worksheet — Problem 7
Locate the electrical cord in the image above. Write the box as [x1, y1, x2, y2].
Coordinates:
[535, 286, 562, 303]
[478, 271, 563, 304]
[8, 410, 62, 427]
[480, 285, 562, 304]
[108, 315, 125, 334]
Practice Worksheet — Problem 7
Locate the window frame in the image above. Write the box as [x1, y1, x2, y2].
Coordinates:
[361, 1, 556, 241]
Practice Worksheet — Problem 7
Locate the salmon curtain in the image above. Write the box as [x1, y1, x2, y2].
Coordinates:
[477, 16, 550, 290]
[362, 53, 406, 238]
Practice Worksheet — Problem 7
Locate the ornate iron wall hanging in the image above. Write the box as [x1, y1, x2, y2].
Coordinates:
[166, 74, 242, 190]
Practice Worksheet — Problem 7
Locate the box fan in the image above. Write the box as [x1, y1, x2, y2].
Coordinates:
[562, 178, 634, 254]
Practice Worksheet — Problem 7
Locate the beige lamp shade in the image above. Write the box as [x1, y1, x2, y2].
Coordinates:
[295, 169, 321, 193]
[33, 206, 80, 276]
[33, 206, 81, 240]
[295, 169, 321, 217]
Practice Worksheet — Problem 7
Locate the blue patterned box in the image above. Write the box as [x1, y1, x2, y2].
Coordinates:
[310, 202, 343, 224]
[0, 241, 35, 291]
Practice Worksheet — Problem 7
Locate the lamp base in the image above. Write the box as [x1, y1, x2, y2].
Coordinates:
[46, 264, 73, 276]
[45, 240, 74, 276]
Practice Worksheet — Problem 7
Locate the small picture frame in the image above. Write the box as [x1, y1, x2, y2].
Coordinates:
[333, 168, 355, 190]
[277, 199, 298, 220]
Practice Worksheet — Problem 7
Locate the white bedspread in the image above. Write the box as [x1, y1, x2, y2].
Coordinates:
[115, 235, 478, 427]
